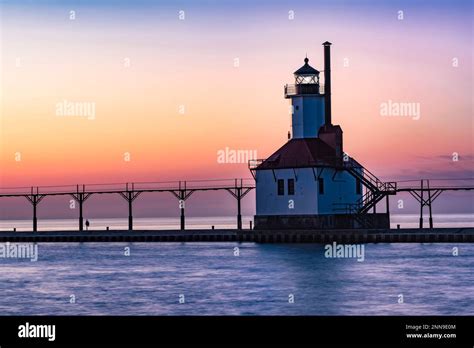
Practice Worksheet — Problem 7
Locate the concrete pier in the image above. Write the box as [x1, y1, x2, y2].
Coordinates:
[0, 228, 472, 243]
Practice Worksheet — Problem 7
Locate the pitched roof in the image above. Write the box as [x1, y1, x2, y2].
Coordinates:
[294, 57, 320, 75]
[256, 138, 339, 170]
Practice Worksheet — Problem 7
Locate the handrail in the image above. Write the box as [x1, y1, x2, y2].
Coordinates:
[0, 178, 256, 196]
[284, 83, 325, 97]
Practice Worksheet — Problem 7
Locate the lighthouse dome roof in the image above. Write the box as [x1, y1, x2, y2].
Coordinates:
[294, 57, 320, 75]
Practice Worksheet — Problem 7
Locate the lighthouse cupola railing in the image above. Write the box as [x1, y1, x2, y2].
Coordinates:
[284, 57, 324, 98]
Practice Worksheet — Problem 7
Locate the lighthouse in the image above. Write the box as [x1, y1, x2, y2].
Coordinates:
[287, 55, 325, 139]
[250, 42, 392, 229]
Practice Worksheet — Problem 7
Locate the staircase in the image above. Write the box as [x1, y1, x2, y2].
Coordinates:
[342, 157, 397, 228]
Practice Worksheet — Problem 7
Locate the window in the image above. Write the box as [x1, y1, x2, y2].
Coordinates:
[318, 178, 324, 194]
[288, 179, 295, 195]
[356, 178, 362, 195]
[295, 105, 299, 110]
[277, 179, 284, 196]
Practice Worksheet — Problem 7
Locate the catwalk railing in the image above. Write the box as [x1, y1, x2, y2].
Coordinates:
[395, 178, 474, 229]
[0, 179, 255, 232]
[1, 176, 472, 231]
[284, 83, 325, 97]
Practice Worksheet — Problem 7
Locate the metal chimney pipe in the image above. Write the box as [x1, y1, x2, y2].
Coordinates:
[323, 41, 332, 125]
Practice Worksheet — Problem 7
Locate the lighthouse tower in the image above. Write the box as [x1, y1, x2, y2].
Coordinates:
[250, 42, 390, 229]
[286, 55, 325, 139]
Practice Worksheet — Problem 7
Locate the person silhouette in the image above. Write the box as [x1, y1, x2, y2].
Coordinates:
[85, 220, 90, 231]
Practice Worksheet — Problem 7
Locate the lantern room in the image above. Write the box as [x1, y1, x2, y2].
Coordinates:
[294, 57, 320, 84]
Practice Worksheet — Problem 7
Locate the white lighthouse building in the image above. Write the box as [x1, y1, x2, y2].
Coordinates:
[250, 42, 392, 229]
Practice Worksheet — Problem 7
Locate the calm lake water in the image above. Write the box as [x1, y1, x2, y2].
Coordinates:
[0, 215, 472, 315]
[1, 213, 473, 231]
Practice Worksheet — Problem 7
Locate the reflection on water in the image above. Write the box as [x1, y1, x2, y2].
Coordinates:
[1, 214, 473, 231]
[0, 242, 472, 315]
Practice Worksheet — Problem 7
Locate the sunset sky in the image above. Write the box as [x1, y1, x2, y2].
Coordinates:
[0, 0, 472, 219]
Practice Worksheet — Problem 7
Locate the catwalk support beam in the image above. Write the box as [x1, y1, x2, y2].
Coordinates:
[407, 179, 446, 229]
[226, 179, 253, 230]
[70, 185, 92, 231]
[118, 183, 142, 231]
[24, 187, 46, 232]
[427, 180, 433, 229]
[170, 181, 195, 230]
[419, 180, 424, 228]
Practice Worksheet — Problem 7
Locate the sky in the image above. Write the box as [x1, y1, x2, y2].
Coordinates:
[0, 0, 473, 219]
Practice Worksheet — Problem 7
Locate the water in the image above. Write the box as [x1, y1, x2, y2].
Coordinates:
[0, 243, 473, 315]
[0, 216, 255, 231]
[0, 215, 473, 315]
[1, 214, 473, 231]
